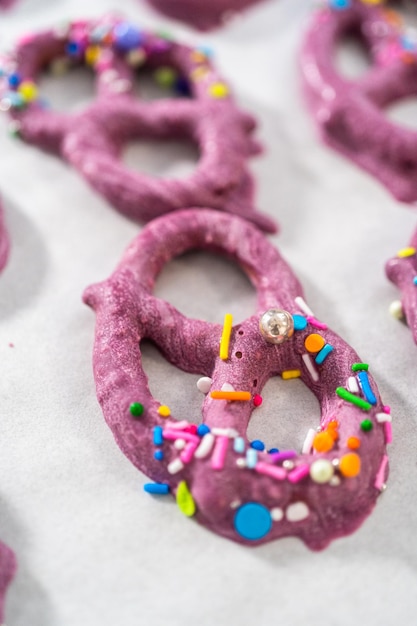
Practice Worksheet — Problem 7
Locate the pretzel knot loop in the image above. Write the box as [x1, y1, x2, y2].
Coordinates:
[84, 208, 390, 550]
[301, 0, 417, 202]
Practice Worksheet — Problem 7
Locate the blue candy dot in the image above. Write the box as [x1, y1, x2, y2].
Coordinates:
[293, 314, 307, 331]
[234, 503, 272, 541]
[197, 424, 210, 437]
[66, 41, 81, 56]
[114, 22, 142, 51]
[144, 483, 170, 495]
[330, 0, 350, 9]
[250, 440, 265, 451]
[268, 448, 280, 454]
[413, 276, 417, 285]
[154, 450, 164, 461]
[8, 72, 21, 88]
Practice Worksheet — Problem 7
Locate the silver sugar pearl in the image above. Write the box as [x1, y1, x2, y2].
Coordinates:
[259, 309, 294, 344]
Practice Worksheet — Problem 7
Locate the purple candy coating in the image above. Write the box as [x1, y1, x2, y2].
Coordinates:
[0, 540, 16, 622]
[85, 208, 389, 551]
[0, 199, 10, 273]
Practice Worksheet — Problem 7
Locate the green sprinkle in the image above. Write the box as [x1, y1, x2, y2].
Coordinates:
[352, 363, 369, 372]
[360, 419, 373, 432]
[129, 402, 144, 417]
[336, 387, 371, 411]
[153, 66, 177, 88]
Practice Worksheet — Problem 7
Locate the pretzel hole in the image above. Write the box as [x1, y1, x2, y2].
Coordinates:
[123, 138, 199, 179]
[154, 250, 256, 323]
[141, 339, 203, 424]
[39, 64, 96, 112]
[385, 97, 417, 130]
[246, 377, 319, 452]
[335, 28, 372, 79]
[132, 66, 192, 101]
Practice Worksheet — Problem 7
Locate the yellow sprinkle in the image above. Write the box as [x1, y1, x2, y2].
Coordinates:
[210, 391, 251, 401]
[397, 247, 416, 258]
[157, 405, 171, 418]
[361, 0, 384, 4]
[18, 81, 38, 102]
[219, 313, 233, 360]
[209, 82, 229, 99]
[85, 45, 101, 66]
[176, 481, 196, 517]
[282, 369, 302, 380]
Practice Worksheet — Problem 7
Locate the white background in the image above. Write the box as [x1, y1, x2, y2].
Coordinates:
[1, 0, 417, 624]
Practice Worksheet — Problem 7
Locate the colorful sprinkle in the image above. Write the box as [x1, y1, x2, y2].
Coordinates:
[347, 436, 361, 450]
[253, 394, 263, 407]
[336, 387, 371, 411]
[313, 431, 334, 453]
[269, 450, 297, 463]
[306, 315, 328, 330]
[302, 428, 316, 454]
[310, 459, 334, 484]
[384, 422, 393, 444]
[194, 433, 215, 459]
[180, 441, 199, 464]
[305, 333, 326, 353]
[315, 343, 334, 364]
[154, 450, 164, 461]
[144, 482, 170, 494]
[282, 369, 301, 380]
[211, 436, 229, 470]
[360, 419, 373, 432]
[302, 353, 319, 382]
[196, 376, 212, 394]
[376, 412, 392, 423]
[352, 363, 369, 372]
[285, 501, 310, 522]
[294, 296, 314, 317]
[347, 376, 359, 394]
[157, 405, 171, 417]
[292, 314, 308, 331]
[234, 503, 272, 540]
[176, 481, 196, 517]
[210, 390, 251, 401]
[339, 453, 361, 478]
[250, 440, 265, 451]
[357, 371, 377, 405]
[153, 66, 177, 88]
[255, 462, 286, 481]
[153, 426, 163, 446]
[209, 82, 229, 98]
[375, 455, 389, 491]
[233, 437, 245, 454]
[397, 247, 416, 258]
[113, 22, 142, 51]
[130, 402, 144, 417]
[17, 80, 38, 102]
[287, 464, 310, 483]
[197, 424, 210, 436]
[167, 458, 184, 474]
[246, 448, 258, 469]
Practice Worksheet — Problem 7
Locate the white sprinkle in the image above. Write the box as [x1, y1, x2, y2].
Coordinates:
[389, 300, 404, 320]
[330, 475, 341, 486]
[310, 459, 334, 484]
[109, 79, 131, 93]
[302, 428, 316, 454]
[347, 376, 359, 393]
[230, 499, 241, 509]
[271, 507, 284, 522]
[295, 296, 314, 317]
[282, 460, 295, 470]
[194, 433, 215, 459]
[127, 48, 146, 67]
[167, 458, 184, 474]
[286, 502, 310, 522]
[376, 412, 392, 423]
[197, 376, 212, 394]
[212, 427, 239, 438]
[302, 353, 319, 382]
[236, 458, 246, 468]
[174, 439, 186, 450]
[100, 69, 119, 84]
[221, 382, 235, 392]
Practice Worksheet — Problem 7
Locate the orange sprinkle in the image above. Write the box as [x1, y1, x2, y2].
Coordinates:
[304, 333, 326, 353]
[210, 391, 251, 401]
[339, 453, 361, 478]
[347, 436, 361, 450]
[313, 431, 334, 453]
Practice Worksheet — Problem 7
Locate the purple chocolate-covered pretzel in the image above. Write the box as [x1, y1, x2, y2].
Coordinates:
[84, 209, 390, 550]
[0, 540, 16, 622]
[301, 0, 417, 203]
[386, 236, 417, 341]
[0, 200, 9, 273]
[0, 18, 275, 232]
[146, 0, 268, 31]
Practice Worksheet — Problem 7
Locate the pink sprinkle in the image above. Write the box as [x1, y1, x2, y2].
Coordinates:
[184, 424, 198, 435]
[180, 441, 199, 464]
[306, 315, 328, 330]
[211, 436, 229, 470]
[17, 33, 37, 46]
[8, 343, 14, 348]
[162, 429, 199, 444]
[269, 450, 297, 463]
[164, 420, 189, 430]
[255, 462, 286, 481]
[384, 422, 393, 445]
[253, 394, 263, 407]
[287, 464, 310, 484]
[375, 455, 389, 491]
[383, 405, 391, 414]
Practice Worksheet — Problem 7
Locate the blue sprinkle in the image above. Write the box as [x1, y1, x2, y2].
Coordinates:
[154, 450, 164, 461]
[293, 314, 307, 331]
[4, 91, 24, 108]
[197, 45, 214, 58]
[197, 424, 210, 437]
[114, 22, 142, 51]
[66, 41, 81, 56]
[250, 440, 265, 451]
[401, 36, 416, 52]
[358, 371, 377, 405]
[330, 0, 350, 9]
[315, 343, 334, 365]
[268, 448, 280, 454]
[8, 72, 21, 88]
[246, 448, 258, 469]
[234, 437, 245, 454]
[234, 503, 272, 541]
[144, 483, 170, 495]
[413, 276, 417, 285]
[153, 426, 163, 446]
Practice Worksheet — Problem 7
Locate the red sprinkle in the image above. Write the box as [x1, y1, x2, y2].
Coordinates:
[184, 424, 198, 434]
[253, 394, 263, 407]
